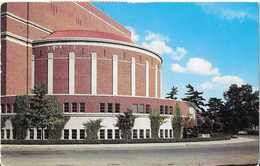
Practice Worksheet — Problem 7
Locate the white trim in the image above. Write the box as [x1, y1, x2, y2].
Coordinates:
[69, 52, 75, 95]
[1, 36, 32, 47]
[48, 53, 53, 95]
[146, 61, 149, 97]
[74, 2, 130, 40]
[155, 65, 158, 98]
[113, 55, 118, 95]
[131, 57, 136, 96]
[33, 38, 162, 62]
[91, 53, 97, 95]
[1, 31, 32, 43]
[31, 55, 35, 91]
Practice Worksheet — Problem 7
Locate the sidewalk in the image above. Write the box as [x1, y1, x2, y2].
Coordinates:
[1, 136, 256, 151]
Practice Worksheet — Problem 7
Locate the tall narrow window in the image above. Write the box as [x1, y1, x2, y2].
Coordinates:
[169, 129, 173, 138]
[64, 103, 69, 112]
[80, 129, 85, 139]
[160, 129, 163, 138]
[139, 129, 144, 139]
[115, 103, 120, 113]
[107, 103, 113, 113]
[160, 105, 164, 114]
[45, 129, 49, 139]
[169, 106, 173, 115]
[30, 129, 34, 139]
[64, 129, 69, 139]
[133, 129, 138, 139]
[139, 104, 144, 114]
[145, 104, 150, 114]
[100, 103, 105, 113]
[13, 104, 16, 113]
[80, 103, 85, 112]
[6, 104, 10, 113]
[1, 129, 4, 139]
[72, 129, 77, 139]
[165, 129, 168, 138]
[100, 129, 105, 139]
[146, 129, 150, 139]
[1, 104, 4, 113]
[133, 104, 138, 113]
[115, 129, 120, 139]
[37, 129, 41, 139]
[6, 129, 10, 139]
[72, 103, 77, 112]
[165, 106, 168, 115]
[107, 129, 112, 139]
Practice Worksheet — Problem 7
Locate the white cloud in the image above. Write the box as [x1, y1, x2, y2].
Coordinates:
[253, 86, 259, 92]
[172, 47, 188, 60]
[125, 26, 139, 42]
[171, 58, 219, 75]
[142, 31, 187, 60]
[199, 75, 245, 90]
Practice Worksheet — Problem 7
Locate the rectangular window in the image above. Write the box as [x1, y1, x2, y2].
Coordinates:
[160, 105, 164, 114]
[107, 103, 113, 113]
[165, 129, 168, 138]
[44, 129, 49, 139]
[100, 129, 105, 139]
[80, 103, 85, 112]
[100, 103, 105, 113]
[64, 129, 69, 139]
[139, 104, 144, 114]
[72, 103, 77, 112]
[115, 129, 120, 139]
[30, 129, 34, 139]
[115, 103, 120, 113]
[169, 129, 173, 138]
[64, 103, 69, 112]
[80, 129, 85, 139]
[13, 129, 16, 139]
[160, 129, 163, 138]
[133, 104, 138, 113]
[1, 129, 4, 139]
[13, 104, 16, 113]
[6, 104, 11, 113]
[133, 129, 138, 139]
[72, 129, 77, 139]
[6, 129, 10, 139]
[165, 106, 168, 115]
[146, 129, 150, 139]
[1, 104, 4, 113]
[107, 129, 112, 139]
[37, 129, 41, 139]
[146, 105, 150, 114]
[139, 129, 144, 139]
[169, 106, 173, 115]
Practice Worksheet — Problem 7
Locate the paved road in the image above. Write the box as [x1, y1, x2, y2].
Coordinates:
[1, 136, 259, 166]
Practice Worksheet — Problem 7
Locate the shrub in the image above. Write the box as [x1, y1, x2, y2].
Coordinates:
[172, 103, 183, 139]
[149, 109, 166, 139]
[83, 118, 104, 140]
[48, 116, 70, 140]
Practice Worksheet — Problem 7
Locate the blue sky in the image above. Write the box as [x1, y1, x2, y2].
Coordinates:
[92, 2, 259, 102]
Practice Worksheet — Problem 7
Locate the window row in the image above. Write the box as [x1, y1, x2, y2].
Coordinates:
[1, 104, 14, 113]
[63, 102, 86, 113]
[132, 104, 150, 114]
[99, 103, 120, 113]
[160, 105, 173, 115]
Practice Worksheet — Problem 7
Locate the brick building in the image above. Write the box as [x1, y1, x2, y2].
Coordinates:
[1, 2, 195, 140]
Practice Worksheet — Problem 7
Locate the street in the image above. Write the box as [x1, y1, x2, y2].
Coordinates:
[1, 136, 258, 166]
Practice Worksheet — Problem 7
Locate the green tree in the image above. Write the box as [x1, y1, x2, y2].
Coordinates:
[183, 113, 198, 138]
[198, 116, 213, 134]
[221, 84, 259, 132]
[48, 117, 70, 140]
[1, 116, 9, 129]
[149, 109, 167, 139]
[115, 109, 138, 139]
[83, 118, 104, 140]
[11, 95, 30, 139]
[29, 83, 64, 140]
[166, 86, 178, 100]
[172, 103, 183, 139]
[206, 97, 224, 119]
[182, 84, 205, 114]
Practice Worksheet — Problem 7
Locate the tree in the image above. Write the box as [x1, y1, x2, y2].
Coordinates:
[29, 83, 64, 140]
[83, 118, 104, 140]
[166, 86, 178, 100]
[115, 109, 138, 139]
[11, 95, 30, 139]
[183, 113, 198, 138]
[149, 109, 167, 139]
[182, 84, 206, 113]
[206, 97, 224, 119]
[221, 84, 259, 132]
[172, 103, 183, 139]
[197, 116, 213, 134]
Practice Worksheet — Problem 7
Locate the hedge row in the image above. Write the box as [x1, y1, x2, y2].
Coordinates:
[1, 136, 232, 145]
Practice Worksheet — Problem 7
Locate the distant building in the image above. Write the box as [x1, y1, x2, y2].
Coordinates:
[1, 2, 195, 140]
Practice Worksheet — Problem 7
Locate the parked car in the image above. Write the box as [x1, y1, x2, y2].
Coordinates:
[238, 130, 247, 135]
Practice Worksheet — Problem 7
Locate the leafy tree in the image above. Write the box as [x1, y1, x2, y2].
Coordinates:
[206, 97, 224, 119]
[115, 109, 138, 139]
[172, 103, 183, 139]
[11, 95, 30, 139]
[48, 116, 70, 140]
[149, 109, 167, 139]
[83, 118, 104, 140]
[183, 113, 198, 138]
[198, 116, 213, 134]
[166, 86, 178, 100]
[29, 83, 64, 140]
[221, 84, 259, 132]
[182, 84, 206, 113]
